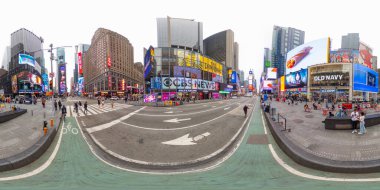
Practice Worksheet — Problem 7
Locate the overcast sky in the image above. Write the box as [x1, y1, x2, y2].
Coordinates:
[1, 0, 379, 91]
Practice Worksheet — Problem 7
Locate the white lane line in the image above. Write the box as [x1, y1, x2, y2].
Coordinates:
[77, 99, 256, 174]
[135, 102, 240, 117]
[86, 106, 146, 134]
[120, 103, 245, 131]
[261, 111, 380, 182]
[261, 114, 268, 135]
[0, 120, 64, 181]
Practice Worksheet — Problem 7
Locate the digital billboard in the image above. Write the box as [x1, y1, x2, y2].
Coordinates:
[78, 52, 83, 75]
[286, 38, 330, 75]
[267, 67, 277, 79]
[161, 77, 216, 91]
[18, 54, 35, 67]
[58, 65, 66, 95]
[280, 76, 285, 92]
[330, 50, 359, 63]
[262, 80, 273, 90]
[12, 75, 17, 93]
[359, 42, 373, 69]
[144, 46, 154, 78]
[144, 94, 157, 103]
[231, 71, 237, 83]
[78, 77, 84, 95]
[285, 69, 307, 89]
[174, 66, 201, 79]
[353, 63, 378, 92]
[150, 77, 162, 89]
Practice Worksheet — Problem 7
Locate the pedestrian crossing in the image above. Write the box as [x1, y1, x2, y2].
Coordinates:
[69, 103, 132, 117]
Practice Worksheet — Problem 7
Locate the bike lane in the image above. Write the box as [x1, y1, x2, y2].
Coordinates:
[1, 100, 380, 190]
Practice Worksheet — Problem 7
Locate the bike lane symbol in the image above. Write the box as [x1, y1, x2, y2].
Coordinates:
[62, 122, 79, 135]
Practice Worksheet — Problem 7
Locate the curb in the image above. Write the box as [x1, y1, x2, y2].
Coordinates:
[0, 116, 63, 172]
[0, 109, 27, 123]
[263, 110, 380, 173]
[83, 98, 255, 171]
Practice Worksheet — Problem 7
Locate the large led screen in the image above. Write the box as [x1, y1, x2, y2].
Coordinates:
[359, 42, 373, 69]
[267, 67, 277, 79]
[286, 38, 330, 75]
[330, 50, 359, 63]
[353, 63, 378, 92]
[285, 69, 307, 89]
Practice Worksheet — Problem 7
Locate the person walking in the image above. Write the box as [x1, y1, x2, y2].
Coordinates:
[101, 97, 105, 108]
[42, 97, 46, 108]
[111, 99, 114, 109]
[97, 97, 101, 108]
[74, 102, 78, 113]
[243, 105, 249, 117]
[58, 100, 62, 110]
[84, 101, 88, 114]
[54, 100, 58, 111]
[61, 105, 67, 121]
[358, 112, 366, 135]
[351, 109, 360, 133]
[124, 96, 128, 104]
[79, 101, 82, 107]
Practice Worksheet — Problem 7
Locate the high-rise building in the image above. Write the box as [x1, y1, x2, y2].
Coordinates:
[341, 33, 360, 50]
[157, 17, 203, 53]
[234, 42, 239, 71]
[74, 44, 90, 95]
[271, 26, 305, 78]
[83, 28, 142, 96]
[263, 48, 271, 74]
[1, 46, 10, 70]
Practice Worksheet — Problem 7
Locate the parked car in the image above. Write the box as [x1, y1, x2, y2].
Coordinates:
[23, 97, 33, 104]
[110, 96, 119, 100]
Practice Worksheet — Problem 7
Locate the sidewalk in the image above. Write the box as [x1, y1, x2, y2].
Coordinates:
[0, 101, 62, 160]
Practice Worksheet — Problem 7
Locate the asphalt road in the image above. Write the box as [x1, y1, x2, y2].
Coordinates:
[78, 97, 254, 167]
[3, 98, 380, 189]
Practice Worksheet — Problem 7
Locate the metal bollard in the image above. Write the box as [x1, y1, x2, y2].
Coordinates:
[43, 121, 48, 136]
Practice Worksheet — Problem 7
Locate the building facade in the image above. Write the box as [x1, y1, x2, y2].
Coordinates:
[271, 26, 305, 78]
[263, 48, 271, 74]
[74, 44, 90, 95]
[56, 48, 66, 95]
[341, 33, 360, 50]
[0, 28, 45, 96]
[157, 17, 203, 53]
[83, 28, 141, 97]
[234, 42, 239, 71]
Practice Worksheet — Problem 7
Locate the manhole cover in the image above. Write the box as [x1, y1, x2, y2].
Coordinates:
[305, 115, 314, 118]
[293, 119, 304, 123]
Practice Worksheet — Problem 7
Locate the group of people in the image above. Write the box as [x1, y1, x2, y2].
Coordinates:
[351, 109, 366, 135]
[74, 101, 88, 114]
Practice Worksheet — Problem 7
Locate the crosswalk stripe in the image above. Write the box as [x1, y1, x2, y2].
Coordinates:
[87, 107, 99, 114]
[88, 105, 103, 114]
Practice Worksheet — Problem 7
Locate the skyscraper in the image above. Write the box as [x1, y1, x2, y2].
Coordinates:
[263, 48, 271, 74]
[271, 26, 305, 78]
[341, 33, 360, 50]
[157, 17, 203, 53]
[56, 48, 66, 95]
[234, 42, 239, 71]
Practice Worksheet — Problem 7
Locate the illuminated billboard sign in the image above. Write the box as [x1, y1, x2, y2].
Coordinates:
[359, 42, 373, 69]
[285, 69, 307, 89]
[19, 54, 35, 67]
[280, 76, 285, 92]
[161, 77, 216, 91]
[286, 38, 330, 75]
[78, 52, 83, 75]
[12, 75, 17, 93]
[58, 65, 66, 95]
[174, 66, 201, 79]
[330, 50, 359, 63]
[262, 80, 273, 90]
[353, 63, 378, 92]
[267, 67, 277, 79]
[231, 71, 237, 83]
[78, 77, 84, 94]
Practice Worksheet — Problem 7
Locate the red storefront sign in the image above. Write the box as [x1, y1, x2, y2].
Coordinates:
[78, 52, 83, 74]
[107, 56, 111, 68]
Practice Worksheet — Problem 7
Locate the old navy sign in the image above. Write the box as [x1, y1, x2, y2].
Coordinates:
[314, 75, 343, 81]
[161, 77, 216, 90]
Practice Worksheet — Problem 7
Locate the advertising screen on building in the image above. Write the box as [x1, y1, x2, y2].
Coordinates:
[285, 69, 307, 89]
[144, 94, 157, 103]
[58, 65, 66, 95]
[286, 38, 330, 75]
[174, 66, 201, 79]
[231, 71, 237, 83]
[280, 76, 285, 92]
[353, 63, 378, 92]
[12, 75, 17, 93]
[359, 42, 373, 69]
[262, 80, 273, 90]
[78, 52, 83, 75]
[267, 67, 277, 79]
[330, 50, 359, 63]
[78, 77, 84, 94]
[18, 54, 35, 67]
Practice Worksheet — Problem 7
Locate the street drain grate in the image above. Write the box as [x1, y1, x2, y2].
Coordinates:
[246, 134, 268, 144]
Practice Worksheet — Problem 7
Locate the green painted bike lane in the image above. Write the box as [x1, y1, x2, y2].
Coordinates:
[1, 101, 380, 190]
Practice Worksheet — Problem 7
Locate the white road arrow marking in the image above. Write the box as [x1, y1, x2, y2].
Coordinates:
[163, 118, 191, 123]
[162, 132, 210, 146]
[224, 107, 230, 110]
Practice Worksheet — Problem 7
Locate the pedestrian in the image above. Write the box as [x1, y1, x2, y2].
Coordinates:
[84, 101, 88, 114]
[243, 105, 249, 117]
[79, 101, 82, 107]
[101, 97, 105, 108]
[42, 97, 46, 108]
[58, 100, 62, 110]
[97, 97, 101, 108]
[54, 100, 58, 111]
[61, 105, 67, 121]
[358, 112, 366, 135]
[124, 96, 128, 104]
[111, 99, 114, 109]
[351, 109, 360, 133]
[74, 102, 78, 113]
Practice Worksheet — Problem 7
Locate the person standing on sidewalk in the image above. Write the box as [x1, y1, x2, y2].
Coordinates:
[84, 101, 88, 114]
[54, 100, 58, 111]
[351, 109, 360, 133]
[358, 112, 366, 135]
[243, 105, 249, 117]
[42, 97, 46, 108]
[97, 97, 101, 108]
[58, 100, 62, 111]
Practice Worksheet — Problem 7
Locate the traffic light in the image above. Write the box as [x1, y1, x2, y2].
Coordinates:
[49, 80, 53, 90]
